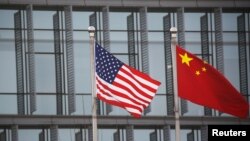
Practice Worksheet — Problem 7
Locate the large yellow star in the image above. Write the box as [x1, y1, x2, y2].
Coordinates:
[179, 53, 193, 67]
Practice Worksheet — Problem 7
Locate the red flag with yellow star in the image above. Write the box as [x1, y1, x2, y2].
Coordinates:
[176, 45, 249, 118]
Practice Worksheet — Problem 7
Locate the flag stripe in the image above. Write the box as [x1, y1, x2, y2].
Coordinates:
[115, 74, 153, 101]
[119, 66, 157, 95]
[96, 75, 148, 107]
[123, 65, 161, 89]
[96, 76, 144, 111]
[97, 92, 142, 116]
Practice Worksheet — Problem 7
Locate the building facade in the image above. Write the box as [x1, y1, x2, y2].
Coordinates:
[0, 0, 249, 141]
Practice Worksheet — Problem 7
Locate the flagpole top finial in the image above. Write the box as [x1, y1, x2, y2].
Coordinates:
[88, 26, 95, 37]
[170, 27, 177, 38]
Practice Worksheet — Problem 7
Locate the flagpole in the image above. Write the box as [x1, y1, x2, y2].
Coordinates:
[88, 26, 98, 141]
[170, 27, 180, 141]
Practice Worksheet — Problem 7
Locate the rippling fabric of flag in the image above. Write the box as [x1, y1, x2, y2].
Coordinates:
[176, 45, 249, 118]
[95, 43, 161, 118]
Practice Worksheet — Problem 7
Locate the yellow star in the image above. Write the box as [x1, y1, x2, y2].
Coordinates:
[195, 71, 200, 76]
[179, 53, 193, 67]
[202, 67, 206, 72]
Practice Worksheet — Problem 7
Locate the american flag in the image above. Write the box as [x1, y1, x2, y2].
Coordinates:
[95, 43, 161, 118]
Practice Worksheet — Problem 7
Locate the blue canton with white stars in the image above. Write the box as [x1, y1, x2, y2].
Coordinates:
[95, 43, 124, 84]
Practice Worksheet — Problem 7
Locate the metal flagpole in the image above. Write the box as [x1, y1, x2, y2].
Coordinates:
[88, 26, 98, 141]
[170, 27, 181, 141]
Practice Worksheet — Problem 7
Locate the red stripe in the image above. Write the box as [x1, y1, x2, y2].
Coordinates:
[124, 64, 161, 86]
[114, 74, 152, 102]
[96, 77, 144, 112]
[120, 66, 159, 93]
[97, 93, 143, 115]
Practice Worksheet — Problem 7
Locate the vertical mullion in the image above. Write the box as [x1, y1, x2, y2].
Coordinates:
[64, 5, 75, 115]
[177, 7, 188, 115]
[11, 125, 18, 141]
[201, 126, 208, 141]
[127, 13, 136, 69]
[50, 125, 58, 141]
[214, 8, 224, 74]
[126, 125, 134, 141]
[14, 10, 25, 115]
[163, 14, 174, 116]
[163, 125, 171, 141]
[200, 14, 212, 116]
[237, 14, 248, 99]
[26, 4, 36, 114]
[54, 12, 63, 115]
[102, 6, 113, 115]
[187, 130, 194, 141]
[139, 7, 151, 115]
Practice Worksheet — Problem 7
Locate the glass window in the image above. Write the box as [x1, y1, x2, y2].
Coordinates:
[109, 12, 130, 30]
[185, 13, 205, 31]
[33, 11, 55, 29]
[0, 37, 16, 93]
[222, 13, 242, 31]
[0, 10, 17, 28]
[19, 129, 42, 141]
[73, 12, 94, 30]
[0, 94, 17, 114]
[148, 13, 168, 30]
[35, 55, 56, 93]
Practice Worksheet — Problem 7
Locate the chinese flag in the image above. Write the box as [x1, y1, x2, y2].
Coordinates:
[176, 45, 249, 118]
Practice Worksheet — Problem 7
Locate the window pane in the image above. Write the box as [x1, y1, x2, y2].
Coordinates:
[0, 10, 17, 28]
[35, 55, 56, 93]
[0, 94, 17, 114]
[33, 11, 55, 29]
[109, 12, 130, 30]
[0, 36, 16, 93]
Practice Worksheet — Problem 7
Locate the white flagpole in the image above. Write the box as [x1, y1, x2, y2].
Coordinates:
[88, 26, 98, 141]
[170, 27, 181, 141]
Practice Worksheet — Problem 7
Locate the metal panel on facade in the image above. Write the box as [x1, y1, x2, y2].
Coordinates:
[75, 131, 82, 141]
[200, 14, 212, 116]
[89, 12, 98, 41]
[113, 130, 119, 141]
[14, 11, 25, 115]
[201, 126, 208, 141]
[0, 131, 6, 141]
[102, 7, 112, 114]
[50, 125, 58, 141]
[126, 125, 134, 141]
[214, 8, 224, 74]
[163, 14, 174, 116]
[177, 7, 188, 115]
[187, 131, 194, 141]
[26, 4, 36, 114]
[149, 131, 157, 141]
[163, 125, 171, 141]
[237, 14, 248, 98]
[177, 7, 185, 47]
[65, 5, 75, 114]
[214, 8, 224, 116]
[139, 7, 151, 115]
[88, 126, 93, 141]
[11, 125, 18, 141]
[127, 13, 136, 68]
[39, 131, 45, 141]
[53, 12, 63, 115]
[102, 6, 110, 52]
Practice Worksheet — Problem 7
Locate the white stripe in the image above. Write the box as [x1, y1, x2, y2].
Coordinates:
[125, 107, 142, 115]
[118, 70, 155, 97]
[122, 66, 159, 90]
[114, 77, 151, 102]
[96, 76, 144, 111]
[97, 74, 149, 106]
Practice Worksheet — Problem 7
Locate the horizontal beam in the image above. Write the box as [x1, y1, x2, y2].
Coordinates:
[0, 0, 250, 8]
[0, 115, 249, 128]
